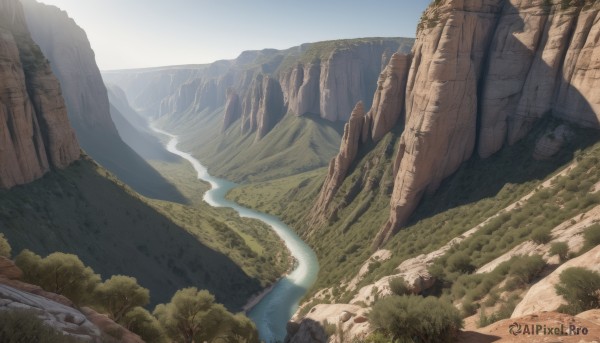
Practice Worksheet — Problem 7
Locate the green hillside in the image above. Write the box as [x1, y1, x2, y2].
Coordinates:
[158, 108, 345, 183]
[227, 118, 600, 302]
[0, 157, 288, 310]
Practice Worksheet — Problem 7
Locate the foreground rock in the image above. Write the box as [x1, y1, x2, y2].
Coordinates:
[0, 284, 102, 342]
[461, 311, 600, 342]
[286, 304, 370, 343]
[0, 258, 142, 343]
[512, 245, 600, 318]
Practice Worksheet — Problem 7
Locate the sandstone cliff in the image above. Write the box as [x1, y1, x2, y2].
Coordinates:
[222, 89, 241, 132]
[107, 38, 413, 141]
[22, 0, 185, 202]
[279, 39, 407, 122]
[240, 74, 284, 139]
[312, 0, 600, 248]
[0, 0, 80, 189]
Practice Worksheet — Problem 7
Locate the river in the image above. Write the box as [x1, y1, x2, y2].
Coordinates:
[153, 127, 319, 342]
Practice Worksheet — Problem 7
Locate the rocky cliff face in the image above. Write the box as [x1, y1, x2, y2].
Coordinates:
[107, 39, 413, 141]
[240, 74, 284, 139]
[22, 0, 185, 202]
[0, 0, 80, 189]
[222, 89, 241, 132]
[279, 40, 404, 122]
[314, 0, 600, 248]
[21, 0, 116, 133]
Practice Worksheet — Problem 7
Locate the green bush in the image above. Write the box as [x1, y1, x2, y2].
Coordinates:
[154, 287, 259, 343]
[478, 295, 519, 328]
[508, 255, 546, 287]
[15, 250, 100, 306]
[94, 275, 150, 323]
[369, 295, 463, 343]
[555, 267, 600, 315]
[530, 227, 552, 244]
[447, 251, 474, 273]
[549, 242, 569, 262]
[581, 224, 600, 254]
[0, 310, 84, 343]
[389, 277, 411, 296]
[122, 307, 166, 343]
[461, 298, 478, 317]
[0, 233, 11, 258]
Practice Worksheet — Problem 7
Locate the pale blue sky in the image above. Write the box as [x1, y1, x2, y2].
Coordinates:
[37, 0, 430, 70]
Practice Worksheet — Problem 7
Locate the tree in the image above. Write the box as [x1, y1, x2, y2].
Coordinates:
[0, 233, 11, 258]
[555, 267, 600, 315]
[154, 287, 221, 343]
[122, 307, 166, 343]
[15, 250, 100, 305]
[369, 295, 463, 343]
[95, 275, 150, 323]
[154, 287, 259, 343]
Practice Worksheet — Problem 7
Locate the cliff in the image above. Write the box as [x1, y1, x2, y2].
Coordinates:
[22, 0, 185, 202]
[279, 39, 407, 122]
[312, 0, 600, 248]
[240, 74, 284, 139]
[107, 38, 413, 141]
[0, 0, 80, 189]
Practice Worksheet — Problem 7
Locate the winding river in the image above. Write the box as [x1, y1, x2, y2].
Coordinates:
[153, 127, 319, 342]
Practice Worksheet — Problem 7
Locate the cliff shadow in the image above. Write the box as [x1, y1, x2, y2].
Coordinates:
[0, 158, 263, 310]
[77, 128, 188, 204]
[408, 1, 600, 225]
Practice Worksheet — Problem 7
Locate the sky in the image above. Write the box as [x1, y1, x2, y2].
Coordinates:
[37, 0, 431, 70]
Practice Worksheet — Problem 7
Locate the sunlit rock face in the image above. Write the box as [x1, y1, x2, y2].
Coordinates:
[306, 0, 600, 248]
[0, 0, 80, 189]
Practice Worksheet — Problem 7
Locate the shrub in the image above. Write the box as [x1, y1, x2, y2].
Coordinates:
[549, 242, 569, 262]
[581, 224, 600, 254]
[389, 277, 411, 296]
[447, 251, 474, 273]
[94, 275, 150, 323]
[15, 250, 100, 306]
[461, 298, 478, 317]
[555, 267, 600, 315]
[508, 255, 546, 287]
[531, 227, 552, 244]
[369, 295, 463, 343]
[122, 307, 166, 343]
[0, 233, 11, 258]
[154, 287, 259, 343]
[0, 310, 83, 343]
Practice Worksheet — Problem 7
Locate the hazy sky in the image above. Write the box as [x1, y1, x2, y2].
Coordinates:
[37, 0, 430, 70]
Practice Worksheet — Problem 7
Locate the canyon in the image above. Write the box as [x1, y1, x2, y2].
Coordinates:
[1, 0, 600, 341]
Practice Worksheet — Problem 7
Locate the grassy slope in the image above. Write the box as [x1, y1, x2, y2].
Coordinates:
[0, 157, 288, 310]
[158, 107, 344, 183]
[227, 119, 600, 301]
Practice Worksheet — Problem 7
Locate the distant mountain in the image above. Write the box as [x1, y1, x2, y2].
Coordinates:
[106, 84, 177, 162]
[104, 37, 415, 182]
[21, 0, 185, 203]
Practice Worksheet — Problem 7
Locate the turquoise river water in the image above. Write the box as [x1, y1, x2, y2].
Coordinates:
[154, 128, 319, 342]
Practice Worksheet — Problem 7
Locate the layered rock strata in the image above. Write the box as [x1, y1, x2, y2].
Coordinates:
[0, 0, 80, 189]
[313, 0, 600, 248]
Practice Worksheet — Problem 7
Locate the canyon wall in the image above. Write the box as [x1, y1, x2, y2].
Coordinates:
[0, 0, 80, 189]
[312, 0, 600, 247]
[105, 39, 413, 141]
[22, 0, 185, 202]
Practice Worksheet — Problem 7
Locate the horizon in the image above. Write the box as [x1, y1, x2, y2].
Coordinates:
[36, 0, 430, 70]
